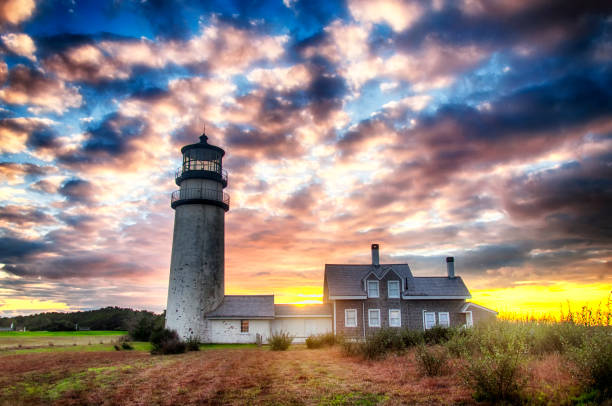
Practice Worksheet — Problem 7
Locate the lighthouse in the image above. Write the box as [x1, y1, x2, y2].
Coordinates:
[166, 132, 229, 340]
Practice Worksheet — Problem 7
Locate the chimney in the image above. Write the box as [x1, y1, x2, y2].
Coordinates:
[446, 256, 455, 278]
[371, 244, 380, 266]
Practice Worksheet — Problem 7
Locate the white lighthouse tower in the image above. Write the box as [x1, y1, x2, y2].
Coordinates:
[166, 132, 229, 340]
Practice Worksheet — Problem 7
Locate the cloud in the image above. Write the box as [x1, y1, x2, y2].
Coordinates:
[0, 205, 54, 227]
[58, 178, 96, 204]
[43, 21, 288, 83]
[0, 0, 35, 25]
[348, 0, 424, 32]
[0, 65, 82, 114]
[1, 32, 36, 60]
[0, 161, 52, 184]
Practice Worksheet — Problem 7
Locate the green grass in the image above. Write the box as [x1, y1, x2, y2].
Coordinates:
[1, 341, 152, 355]
[0, 330, 127, 337]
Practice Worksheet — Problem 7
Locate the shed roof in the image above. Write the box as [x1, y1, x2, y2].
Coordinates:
[274, 303, 332, 317]
[206, 295, 274, 319]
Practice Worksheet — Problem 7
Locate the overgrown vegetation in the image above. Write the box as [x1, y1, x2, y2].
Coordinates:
[305, 332, 337, 349]
[185, 336, 200, 351]
[415, 345, 449, 376]
[150, 328, 186, 355]
[269, 330, 292, 351]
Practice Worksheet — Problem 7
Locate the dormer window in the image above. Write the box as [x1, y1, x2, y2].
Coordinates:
[367, 280, 379, 298]
[388, 280, 400, 298]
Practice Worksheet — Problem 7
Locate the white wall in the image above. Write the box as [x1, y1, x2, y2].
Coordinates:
[271, 317, 332, 343]
[210, 319, 271, 343]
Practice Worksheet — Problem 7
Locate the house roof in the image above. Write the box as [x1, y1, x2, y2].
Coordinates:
[405, 277, 471, 298]
[324, 264, 413, 298]
[274, 304, 332, 317]
[206, 295, 275, 319]
[461, 302, 498, 313]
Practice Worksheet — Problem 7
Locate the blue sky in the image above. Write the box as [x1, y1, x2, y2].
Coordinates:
[0, 0, 611, 315]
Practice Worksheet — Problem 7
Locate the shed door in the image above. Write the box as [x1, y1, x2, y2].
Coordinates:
[424, 311, 436, 330]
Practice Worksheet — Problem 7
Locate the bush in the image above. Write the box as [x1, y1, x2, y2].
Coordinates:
[415, 345, 450, 376]
[571, 329, 612, 401]
[341, 338, 364, 357]
[400, 329, 424, 347]
[306, 332, 337, 349]
[150, 328, 186, 355]
[445, 328, 478, 358]
[185, 336, 200, 351]
[121, 341, 133, 350]
[424, 325, 455, 344]
[462, 326, 528, 403]
[269, 330, 292, 351]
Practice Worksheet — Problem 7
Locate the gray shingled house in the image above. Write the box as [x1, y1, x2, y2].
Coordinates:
[322, 244, 497, 338]
[196, 244, 495, 343]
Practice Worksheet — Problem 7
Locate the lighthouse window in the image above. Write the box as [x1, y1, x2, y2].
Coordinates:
[240, 320, 249, 333]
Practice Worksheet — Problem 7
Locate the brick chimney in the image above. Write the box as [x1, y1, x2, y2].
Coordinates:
[446, 256, 455, 278]
[372, 244, 380, 266]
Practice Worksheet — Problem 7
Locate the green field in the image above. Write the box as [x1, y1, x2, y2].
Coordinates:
[0, 331, 128, 349]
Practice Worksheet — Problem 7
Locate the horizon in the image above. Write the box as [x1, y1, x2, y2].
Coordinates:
[1, 0, 611, 318]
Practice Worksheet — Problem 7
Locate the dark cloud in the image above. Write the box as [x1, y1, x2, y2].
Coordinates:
[59, 112, 146, 168]
[0, 236, 45, 263]
[0, 205, 54, 226]
[284, 183, 322, 215]
[58, 178, 95, 204]
[26, 126, 61, 150]
[504, 152, 612, 241]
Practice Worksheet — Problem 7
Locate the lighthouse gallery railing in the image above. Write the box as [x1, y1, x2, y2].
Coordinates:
[171, 188, 230, 206]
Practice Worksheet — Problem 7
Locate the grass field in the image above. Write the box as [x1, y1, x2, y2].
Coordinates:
[0, 331, 128, 350]
[0, 343, 582, 405]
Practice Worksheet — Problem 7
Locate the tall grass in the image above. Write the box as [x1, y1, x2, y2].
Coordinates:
[499, 297, 612, 326]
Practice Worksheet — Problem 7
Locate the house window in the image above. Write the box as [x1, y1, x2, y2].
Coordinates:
[368, 309, 381, 327]
[438, 312, 450, 327]
[240, 320, 249, 333]
[388, 280, 400, 298]
[345, 309, 357, 327]
[465, 311, 473, 328]
[389, 309, 401, 327]
[367, 280, 379, 298]
[424, 311, 436, 330]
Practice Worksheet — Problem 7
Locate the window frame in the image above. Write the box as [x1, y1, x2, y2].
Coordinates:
[367, 280, 379, 298]
[465, 311, 473, 328]
[389, 309, 401, 327]
[240, 319, 249, 333]
[345, 309, 358, 327]
[368, 309, 381, 327]
[387, 280, 400, 298]
[424, 311, 436, 330]
[438, 312, 450, 328]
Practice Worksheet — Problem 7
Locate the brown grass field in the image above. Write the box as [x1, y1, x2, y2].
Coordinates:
[0, 345, 579, 406]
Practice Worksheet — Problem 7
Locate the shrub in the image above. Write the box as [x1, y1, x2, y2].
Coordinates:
[185, 336, 200, 351]
[113, 344, 121, 351]
[150, 328, 186, 355]
[415, 345, 450, 376]
[400, 328, 424, 347]
[121, 341, 133, 350]
[571, 329, 612, 401]
[306, 332, 337, 349]
[462, 326, 528, 403]
[445, 328, 477, 358]
[424, 325, 454, 344]
[341, 338, 364, 357]
[269, 330, 292, 351]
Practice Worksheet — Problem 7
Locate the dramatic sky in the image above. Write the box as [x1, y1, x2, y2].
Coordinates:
[1, 0, 611, 317]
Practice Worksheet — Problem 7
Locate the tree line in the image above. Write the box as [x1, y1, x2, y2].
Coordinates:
[0, 306, 164, 332]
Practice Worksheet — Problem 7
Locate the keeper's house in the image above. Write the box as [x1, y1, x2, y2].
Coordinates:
[202, 244, 497, 343]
